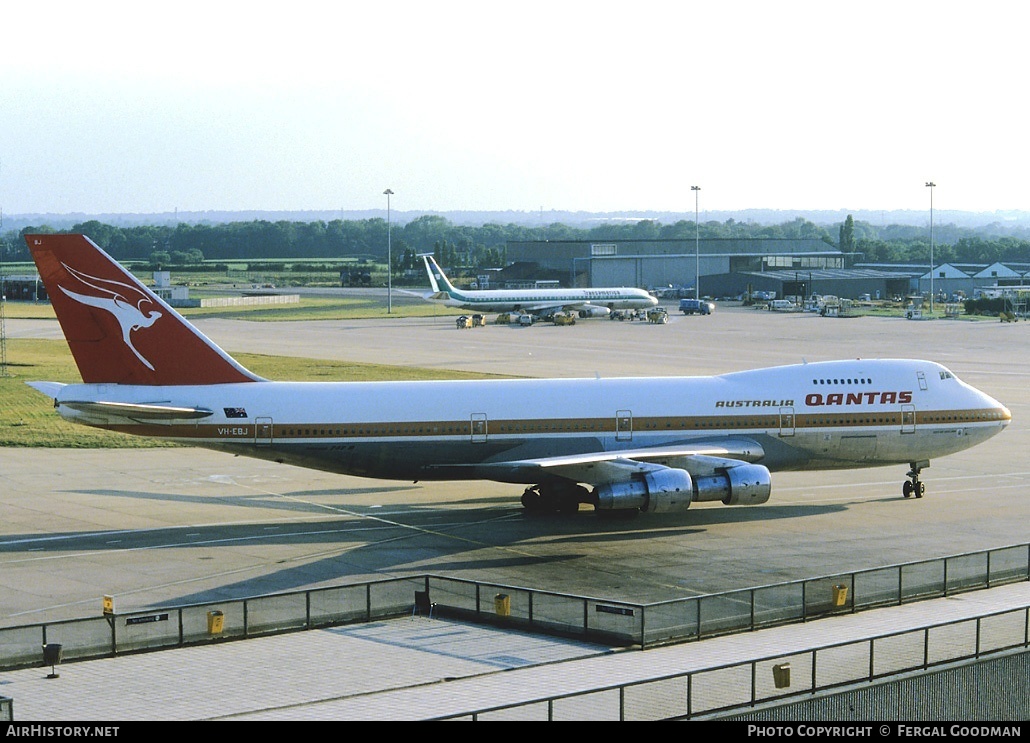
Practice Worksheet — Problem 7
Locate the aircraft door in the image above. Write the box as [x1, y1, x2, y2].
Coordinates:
[901, 404, 915, 434]
[778, 407, 795, 437]
[470, 413, 487, 443]
[255, 417, 273, 445]
[616, 410, 633, 441]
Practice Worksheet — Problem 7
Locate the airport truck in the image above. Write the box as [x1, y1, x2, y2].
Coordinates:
[679, 298, 713, 315]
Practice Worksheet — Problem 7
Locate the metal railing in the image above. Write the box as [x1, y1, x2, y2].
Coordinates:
[0, 543, 1026, 673]
[432, 605, 1030, 720]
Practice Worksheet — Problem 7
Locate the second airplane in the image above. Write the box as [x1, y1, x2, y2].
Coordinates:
[419, 254, 658, 321]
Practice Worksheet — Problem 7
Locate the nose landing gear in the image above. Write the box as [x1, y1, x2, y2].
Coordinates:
[903, 461, 927, 498]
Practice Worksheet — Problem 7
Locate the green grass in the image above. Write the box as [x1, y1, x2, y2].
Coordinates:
[179, 296, 463, 321]
[2, 303, 58, 320]
[0, 339, 507, 448]
[846, 306, 991, 321]
[3, 295, 464, 322]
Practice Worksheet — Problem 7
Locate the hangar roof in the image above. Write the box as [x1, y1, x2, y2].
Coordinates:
[739, 267, 919, 282]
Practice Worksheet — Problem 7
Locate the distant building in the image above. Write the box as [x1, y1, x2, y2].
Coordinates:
[505, 238, 843, 296]
[1, 275, 47, 301]
[716, 267, 915, 302]
[505, 238, 1030, 302]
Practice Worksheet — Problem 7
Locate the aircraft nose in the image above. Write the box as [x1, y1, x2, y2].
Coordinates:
[980, 389, 1011, 427]
[1000, 404, 1012, 425]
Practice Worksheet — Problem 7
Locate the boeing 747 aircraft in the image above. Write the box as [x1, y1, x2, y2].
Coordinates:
[420, 254, 658, 319]
[26, 234, 1010, 516]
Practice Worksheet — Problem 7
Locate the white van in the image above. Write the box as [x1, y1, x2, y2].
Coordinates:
[768, 299, 797, 311]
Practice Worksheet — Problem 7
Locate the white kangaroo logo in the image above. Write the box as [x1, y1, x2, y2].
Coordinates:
[58, 262, 163, 371]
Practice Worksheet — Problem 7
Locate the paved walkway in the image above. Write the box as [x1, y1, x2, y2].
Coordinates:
[1, 582, 1026, 721]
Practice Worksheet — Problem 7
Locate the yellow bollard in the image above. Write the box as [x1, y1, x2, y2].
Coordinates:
[832, 584, 848, 607]
[494, 593, 510, 617]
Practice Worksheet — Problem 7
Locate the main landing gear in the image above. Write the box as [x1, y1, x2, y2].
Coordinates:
[903, 461, 927, 499]
[521, 482, 592, 514]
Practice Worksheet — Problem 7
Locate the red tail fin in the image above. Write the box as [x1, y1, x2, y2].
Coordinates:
[27, 234, 262, 385]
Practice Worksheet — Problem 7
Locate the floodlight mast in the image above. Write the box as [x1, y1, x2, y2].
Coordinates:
[926, 181, 936, 314]
[692, 186, 701, 299]
[384, 188, 394, 313]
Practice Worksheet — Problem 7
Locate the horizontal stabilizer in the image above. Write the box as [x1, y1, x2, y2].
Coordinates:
[26, 381, 67, 399]
[59, 400, 215, 420]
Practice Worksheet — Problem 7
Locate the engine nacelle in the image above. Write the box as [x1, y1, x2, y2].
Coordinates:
[595, 464, 772, 514]
[693, 464, 772, 505]
[595, 468, 694, 514]
[578, 306, 611, 318]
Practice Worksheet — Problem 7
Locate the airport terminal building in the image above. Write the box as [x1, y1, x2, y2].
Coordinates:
[505, 238, 1029, 302]
[506, 238, 845, 297]
[504, 237, 902, 299]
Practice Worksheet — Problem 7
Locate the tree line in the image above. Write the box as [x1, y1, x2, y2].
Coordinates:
[4, 214, 1030, 270]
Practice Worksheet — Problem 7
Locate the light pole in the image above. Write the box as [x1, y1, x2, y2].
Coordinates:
[383, 188, 394, 314]
[691, 185, 701, 299]
[925, 181, 935, 314]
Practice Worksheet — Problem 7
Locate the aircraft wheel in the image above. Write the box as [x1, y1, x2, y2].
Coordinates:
[903, 481, 913, 498]
[521, 488, 542, 511]
[916, 481, 925, 498]
[556, 493, 580, 514]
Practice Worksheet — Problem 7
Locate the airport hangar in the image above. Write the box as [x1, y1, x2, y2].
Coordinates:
[502, 238, 1027, 301]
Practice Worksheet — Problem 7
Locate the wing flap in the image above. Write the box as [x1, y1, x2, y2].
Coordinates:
[450, 439, 765, 486]
[520, 302, 565, 314]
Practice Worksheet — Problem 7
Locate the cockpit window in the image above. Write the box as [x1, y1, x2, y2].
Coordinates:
[939, 370, 954, 380]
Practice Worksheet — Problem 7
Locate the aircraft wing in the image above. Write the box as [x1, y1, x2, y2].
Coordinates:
[394, 288, 435, 299]
[518, 302, 568, 314]
[523, 302, 615, 317]
[396, 288, 453, 303]
[430, 438, 765, 486]
[521, 302, 605, 315]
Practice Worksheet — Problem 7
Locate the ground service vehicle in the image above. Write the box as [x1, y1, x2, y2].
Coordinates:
[679, 299, 713, 315]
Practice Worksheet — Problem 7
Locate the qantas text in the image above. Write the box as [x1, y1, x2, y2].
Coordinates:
[716, 392, 913, 409]
[806, 391, 913, 406]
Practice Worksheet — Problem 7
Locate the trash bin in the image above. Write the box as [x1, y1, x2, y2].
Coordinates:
[207, 610, 225, 634]
[494, 593, 510, 617]
[832, 584, 848, 607]
[772, 662, 791, 688]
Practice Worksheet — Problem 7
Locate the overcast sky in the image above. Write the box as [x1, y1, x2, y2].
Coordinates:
[2, 1, 1026, 217]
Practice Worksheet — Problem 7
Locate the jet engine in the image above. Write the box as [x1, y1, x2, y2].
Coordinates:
[692, 464, 772, 505]
[578, 306, 611, 318]
[594, 464, 772, 513]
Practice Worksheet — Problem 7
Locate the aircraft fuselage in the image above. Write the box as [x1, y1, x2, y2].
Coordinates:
[48, 358, 1009, 483]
